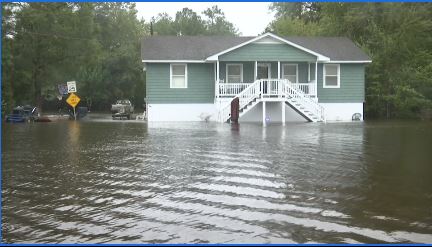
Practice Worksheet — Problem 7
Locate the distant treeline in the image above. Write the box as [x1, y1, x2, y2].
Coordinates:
[2, 2, 432, 119]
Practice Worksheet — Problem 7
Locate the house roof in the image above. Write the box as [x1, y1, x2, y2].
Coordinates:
[141, 34, 371, 62]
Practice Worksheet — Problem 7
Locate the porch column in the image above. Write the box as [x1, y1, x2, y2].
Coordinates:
[216, 60, 220, 98]
[315, 61, 318, 98]
[277, 61, 281, 79]
[254, 61, 257, 80]
[262, 101, 266, 127]
[281, 101, 285, 126]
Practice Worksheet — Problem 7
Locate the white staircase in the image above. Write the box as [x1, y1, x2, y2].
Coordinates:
[218, 79, 325, 123]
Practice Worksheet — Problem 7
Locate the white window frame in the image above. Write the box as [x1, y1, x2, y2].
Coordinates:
[226, 63, 243, 83]
[323, 64, 340, 88]
[170, 64, 188, 88]
[281, 64, 298, 83]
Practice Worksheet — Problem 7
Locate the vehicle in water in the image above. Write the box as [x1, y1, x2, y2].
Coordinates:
[111, 99, 134, 120]
[5, 105, 38, 123]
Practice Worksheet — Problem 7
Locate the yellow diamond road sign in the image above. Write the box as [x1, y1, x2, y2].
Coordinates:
[66, 93, 81, 108]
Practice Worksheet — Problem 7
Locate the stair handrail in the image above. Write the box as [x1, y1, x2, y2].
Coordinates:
[282, 79, 325, 121]
[218, 79, 262, 122]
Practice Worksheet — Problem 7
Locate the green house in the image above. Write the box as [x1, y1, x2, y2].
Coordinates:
[141, 33, 371, 124]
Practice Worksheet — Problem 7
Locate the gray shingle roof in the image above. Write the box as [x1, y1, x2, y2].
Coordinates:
[284, 36, 371, 61]
[141, 35, 370, 61]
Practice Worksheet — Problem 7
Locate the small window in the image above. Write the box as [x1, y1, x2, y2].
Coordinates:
[170, 64, 187, 88]
[226, 64, 243, 83]
[282, 64, 298, 83]
[323, 64, 340, 88]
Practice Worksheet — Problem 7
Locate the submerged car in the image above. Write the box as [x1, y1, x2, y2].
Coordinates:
[5, 105, 38, 123]
[111, 99, 134, 120]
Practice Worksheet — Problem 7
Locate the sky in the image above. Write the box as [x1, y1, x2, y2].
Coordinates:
[135, 2, 275, 36]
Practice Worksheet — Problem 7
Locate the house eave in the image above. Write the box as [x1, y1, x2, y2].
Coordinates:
[326, 60, 372, 63]
[142, 60, 207, 63]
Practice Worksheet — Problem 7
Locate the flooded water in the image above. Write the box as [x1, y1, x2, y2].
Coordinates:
[2, 116, 432, 243]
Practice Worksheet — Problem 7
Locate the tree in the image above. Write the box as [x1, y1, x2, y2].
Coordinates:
[2, 2, 149, 113]
[270, 2, 322, 23]
[268, 2, 432, 119]
[152, 13, 176, 35]
[202, 6, 238, 35]
[173, 8, 206, 35]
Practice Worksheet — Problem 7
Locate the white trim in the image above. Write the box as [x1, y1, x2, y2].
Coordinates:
[214, 62, 216, 82]
[206, 33, 330, 61]
[309, 63, 317, 81]
[254, 61, 257, 80]
[277, 61, 281, 79]
[257, 63, 271, 79]
[142, 60, 206, 63]
[281, 63, 298, 83]
[323, 64, 340, 88]
[226, 63, 243, 83]
[216, 61, 220, 82]
[170, 63, 188, 88]
[315, 61, 318, 96]
[327, 60, 372, 63]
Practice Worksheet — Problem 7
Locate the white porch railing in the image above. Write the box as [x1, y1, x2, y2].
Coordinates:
[218, 82, 251, 96]
[292, 80, 316, 97]
[217, 79, 325, 123]
[218, 80, 261, 122]
[217, 80, 316, 97]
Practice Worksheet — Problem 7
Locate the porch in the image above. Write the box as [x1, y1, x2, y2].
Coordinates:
[214, 61, 318, 98]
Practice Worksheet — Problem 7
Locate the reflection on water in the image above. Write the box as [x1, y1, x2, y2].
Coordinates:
[2, 119, 432, 243]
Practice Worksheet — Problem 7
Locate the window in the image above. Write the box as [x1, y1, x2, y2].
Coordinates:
[282, 64, 298, 83]
[170, 64, 187, 88]
[226, 64, 243, 83]
[323, 64, 340, 88]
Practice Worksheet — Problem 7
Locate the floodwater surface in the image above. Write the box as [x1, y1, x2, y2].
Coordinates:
[2, 117, 432, 243]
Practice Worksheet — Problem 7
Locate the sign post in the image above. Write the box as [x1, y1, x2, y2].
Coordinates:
[66, 93, 81, 120]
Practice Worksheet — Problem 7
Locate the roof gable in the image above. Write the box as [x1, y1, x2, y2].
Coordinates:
[206, 33, 329, 61]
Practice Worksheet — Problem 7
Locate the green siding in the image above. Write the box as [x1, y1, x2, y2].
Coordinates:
[146, 63, 215, 103]
[317, 64, 365, 103]
[219, 44, 317, 62]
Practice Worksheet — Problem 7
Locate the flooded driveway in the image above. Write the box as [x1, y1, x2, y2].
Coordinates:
[2, 117, 432, 243]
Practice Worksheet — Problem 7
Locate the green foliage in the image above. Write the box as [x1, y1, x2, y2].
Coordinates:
[2, 2, 148, 113]
[203, 6, 238, 35]
[269, 17, 321, 36]
[2, 4, 238, 114]
[268, 2, 432, 119]
[152, 6, 238, 36]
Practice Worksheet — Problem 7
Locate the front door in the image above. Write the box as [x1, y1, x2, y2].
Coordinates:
[257, 63, 271, 79]
[257, 63, 271, 94]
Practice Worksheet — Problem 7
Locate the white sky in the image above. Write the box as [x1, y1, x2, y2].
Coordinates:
[135, 2, 275, 36]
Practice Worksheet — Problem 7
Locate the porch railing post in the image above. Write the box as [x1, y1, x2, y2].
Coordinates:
[254, 61, 257, 81]
[216, 60, 220, 98]
[315, 61, 318, 98]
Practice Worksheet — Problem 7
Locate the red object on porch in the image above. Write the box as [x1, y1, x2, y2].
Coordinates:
[231, 97, 239, 123]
